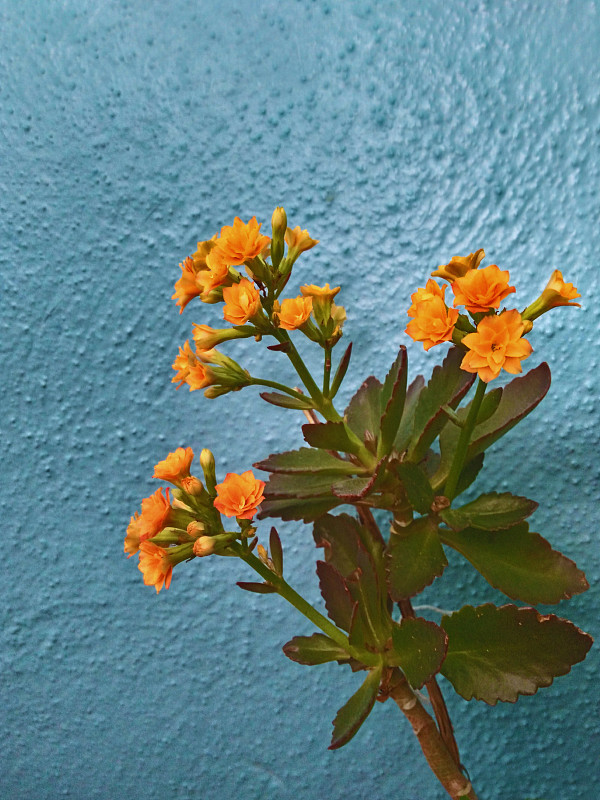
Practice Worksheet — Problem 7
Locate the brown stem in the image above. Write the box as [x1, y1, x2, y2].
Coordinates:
[387, 667, 478, 800]
[398, 597, 462, 768]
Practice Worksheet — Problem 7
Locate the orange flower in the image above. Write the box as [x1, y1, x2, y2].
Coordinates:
[171, 340, 216, 391]
[153, 447, 194, 486]
[190, 237, 218, 271]
[213, 470, 266, 520]
[452, 265, 516, 314]
[541, 270, 581, 309]
[460, 309, 533, 383]
[138, 541, 173, 593]
[407, 279, 447, 318]
[431, 249, 485, 282]
[202, 247, 231, 293]
[405, 296, 459, 351]
[285, 226, 319, 260]
[172, 257, 205, 313]
[300, 283, 340, 301]
[222, 278, 262, 325]
[277, 296, 313, 330]
[216, 217, 270, 265]
[124, 487, 172, 557]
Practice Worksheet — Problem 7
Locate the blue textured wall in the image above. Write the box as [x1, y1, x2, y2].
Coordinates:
[1, 1, 598, 798]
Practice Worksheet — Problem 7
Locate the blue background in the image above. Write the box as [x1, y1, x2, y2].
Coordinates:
[1, 1, 598, 798]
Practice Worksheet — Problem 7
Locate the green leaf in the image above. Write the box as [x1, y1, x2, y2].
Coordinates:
[236, 581, 277, 594]
[392, 462, 435, 515]
[378, 346, 408, 457]
[330, 342, 353, 399]
[439, 523, 589, 604]
[475, 386, 502, 424]
[269, 527, 283, 576]
[452, 452, 485, 497]
[345, 376, 382, 442]
[264, 471, 337, 499]
[258, 496, 340, 522]
[316, 561, 355, 631]
[440, 492, 538, 531]
[255, 447, 361, 475]
[314, 515, 390, 647]
[441, 604, 593, 704]
[389, 617, 448, 688]
[435, 363, 552, 488]
[386, 516, 448, 599]
[329, 666, 383, 749]
[332, 476, 375, 500]
[282, 633, 351, 666]
[303, 421, 363, 456]
[259, 391, 317, 410]
[394, 374, 425, 453]
[407, 347, 476, 463]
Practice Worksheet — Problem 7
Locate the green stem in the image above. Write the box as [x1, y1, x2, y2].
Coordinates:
[323, 343, 332, 397]
[444, 378, 487, 501]
[230, 542, 379, 666]
[250, 377, 310, 402]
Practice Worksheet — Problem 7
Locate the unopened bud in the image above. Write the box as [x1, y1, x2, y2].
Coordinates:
[200, 449, 217, 494]
[521, 319, 533, 334]
[257, 544, 269, 564]
[180, 475, 204, 496]
[271, 207, 287, 269]
[193, 536, 216, 557]
[187, 520, 206, 537]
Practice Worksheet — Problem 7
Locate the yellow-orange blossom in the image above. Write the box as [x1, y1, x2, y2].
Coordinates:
[213, 471, 266, 519]
[461, 309, 532, 383]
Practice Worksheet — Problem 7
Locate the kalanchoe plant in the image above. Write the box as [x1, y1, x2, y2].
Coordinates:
[125, 208, 591, 799]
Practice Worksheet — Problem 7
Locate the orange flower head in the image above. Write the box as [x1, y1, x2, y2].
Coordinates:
[153, 447, 194, 487]
[405, 296, 459, 351]
[172, 257, 204, 314]
[452, 264, 516, 314]
[202, 247, 231, 293]
[190, 237, 218, 271]
[213, 470, 266, 520]
[407, 279, 447, 318]
[541, 270, 581, 309]
[124, 487, 172, 556]
[431, 249, 485, 282]
[285, 226, 319, 259]
[277, 296, 313, 330]
[460, 309, 533, 383]
[138, 541, 173, 593]
[300, 283, 341, 301]
[222, 278, 262, 325]
[216, 217, 270, 265]
[171, 340, 216, 391]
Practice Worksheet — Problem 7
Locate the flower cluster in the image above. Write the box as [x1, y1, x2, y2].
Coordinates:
[170, 210, 346, 399]
[125, 447, 265, 593]
[405, 251, 580, 383]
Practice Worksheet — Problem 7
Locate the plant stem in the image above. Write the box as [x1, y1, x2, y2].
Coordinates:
[250, 377, 311, 402]
[387, 668, 478, 799]
[398, 598, 462, 769]
[443, 378, 487, 501]
[323, 343, 332, 397]
[229, 542, 379, 666]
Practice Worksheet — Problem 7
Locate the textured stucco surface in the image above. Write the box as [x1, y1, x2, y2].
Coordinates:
[1, 1, 599, 798]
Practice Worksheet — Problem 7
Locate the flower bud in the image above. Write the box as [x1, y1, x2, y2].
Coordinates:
[271, 206, 287, 268]
[193, 536, 216, 557]
[180, 475, 204, 496]
[200, 448, 217, 494]
[187, 520, 206, 537]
